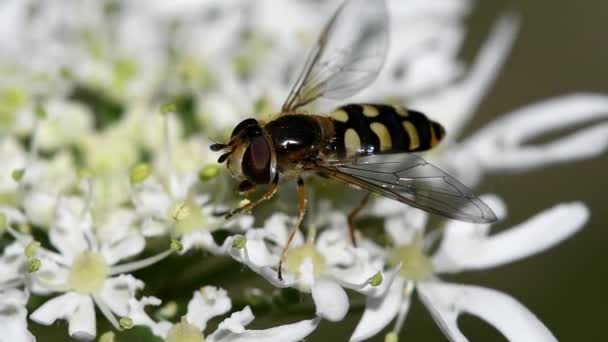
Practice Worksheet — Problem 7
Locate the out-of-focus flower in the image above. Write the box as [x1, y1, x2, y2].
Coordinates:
[350, 196, 589, 341]
[127, 286, 321, 342]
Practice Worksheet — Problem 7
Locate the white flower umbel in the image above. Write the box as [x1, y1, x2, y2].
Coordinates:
[28, 194, 177, 340]
[351, 196, 589, 341]
[229, 213, 399, 322]
[131, 110, 253, 253]
[127, 286, 321, 342]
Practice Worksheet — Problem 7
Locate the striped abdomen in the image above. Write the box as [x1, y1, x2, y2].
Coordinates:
[325, 104, 445, 158]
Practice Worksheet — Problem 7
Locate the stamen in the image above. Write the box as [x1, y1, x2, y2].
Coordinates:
[94, 296, 121, 331]
[393, 282, 415, 333]
[108, 249, 173, 276]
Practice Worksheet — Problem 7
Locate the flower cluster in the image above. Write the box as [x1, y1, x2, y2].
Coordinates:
[0, 0, 606, 341]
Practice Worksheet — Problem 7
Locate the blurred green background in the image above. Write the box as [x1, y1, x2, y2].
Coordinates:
[26, 0, 607, 341]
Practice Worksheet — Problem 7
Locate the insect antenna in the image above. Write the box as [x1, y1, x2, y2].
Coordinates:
[217, 152, 231, 163]
[210, 143, 228, 151]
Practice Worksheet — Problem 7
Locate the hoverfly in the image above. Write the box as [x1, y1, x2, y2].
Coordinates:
[210, 0, 497, 278]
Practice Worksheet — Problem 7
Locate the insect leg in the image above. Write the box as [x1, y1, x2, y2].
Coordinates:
[225, 175, 279, 219]
[347, 192, 371, 247]
[278, 177, 307, 281]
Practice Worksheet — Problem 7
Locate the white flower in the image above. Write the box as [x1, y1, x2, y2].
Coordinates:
[0, 288, 34, 342]
[229, 213, 398, 322]
[28, 195, 174, 340]
[0, 240, 34, 342]
[351, 196, 589, 341]
[127, 286, 320, 342]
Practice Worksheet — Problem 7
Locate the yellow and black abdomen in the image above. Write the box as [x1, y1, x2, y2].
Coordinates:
[325, 104, 445, 158]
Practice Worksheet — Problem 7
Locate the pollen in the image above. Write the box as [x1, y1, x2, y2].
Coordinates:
[67, 251, 109, 294]
[166, 318, 205, 342]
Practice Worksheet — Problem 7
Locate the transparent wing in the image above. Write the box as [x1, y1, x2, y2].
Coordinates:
[314, 154, 498, 224]
[282, 0, 389, 112]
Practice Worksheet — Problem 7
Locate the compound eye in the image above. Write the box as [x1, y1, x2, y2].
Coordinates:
[231, 118, 259, 138]
[242, 136, 271, 184]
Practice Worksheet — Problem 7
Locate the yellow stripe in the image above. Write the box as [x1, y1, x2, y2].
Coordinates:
[370, 123, 392, 151]
[362, 105, 380, 118]
[344, 128, 361, 156]
[402, 121, 420, 150]
[430, 124, 439, 147]
[330, 109, 349, 122]
[395, 106, 409, 117]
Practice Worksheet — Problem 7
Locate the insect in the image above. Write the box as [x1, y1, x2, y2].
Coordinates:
[211, 0, 497, 278]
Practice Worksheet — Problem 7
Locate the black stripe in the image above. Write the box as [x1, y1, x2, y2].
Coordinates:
[368, 104, 409, 152]
[342, 104, 379, 154]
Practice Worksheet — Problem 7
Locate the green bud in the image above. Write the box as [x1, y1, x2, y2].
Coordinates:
[198, 164, 220, 183]
[27, 258, 41, 273]
[119, 317, 134, 330]
[170, 239, 183, 253]
[25, 240, 41, 258]
[232, 235, 247, 249]
[368, 272, 383, 287]
[34, 103, 47, 119]
[385, 332, 399, 342]
[11, 168, 25, 182]
[160, 102, 177, 115]
[19, 224, 31, 234]
[130, 163, 152, 184]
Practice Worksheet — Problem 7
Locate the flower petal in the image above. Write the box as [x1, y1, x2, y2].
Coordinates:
[127, 296, 172, 338]
[311, 278, 349, 322]
[208, 307, 320, 342]
[452, 94, 608, 186]
[350, 277, 406, 342]
[99, 274, 144, 317]
[433, 202, 588, 273]
[101, 232, 145, 265]
[30, 292, 97, 340]
[186, 287, 232, 332]
[0, 290, 35, 342]
[418, 282, 557, 342]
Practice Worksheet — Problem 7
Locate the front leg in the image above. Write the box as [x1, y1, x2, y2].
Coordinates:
[225, 175, 279, 219]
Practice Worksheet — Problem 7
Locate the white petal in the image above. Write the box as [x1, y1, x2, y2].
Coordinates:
[50, 197, 92, 260]
[384, 206, 428, 246]
[208, 311, 320, 342]
[434, 202, 588, 273]
[30, 292, 97, 340]
[99, 275, 144, 317]
[186, 287, 232, 331]
[212, 306, 255, 336]
[311, 278, 349, 322]
[127, 296, 172, 338]
[460, 94, 608, 175]
[101, 232, 145, 265]
[0, 292, 35, 342]
[418, 282, 557, 342]
[181, 230, 225, 254]
[350, 277, 405, 342]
